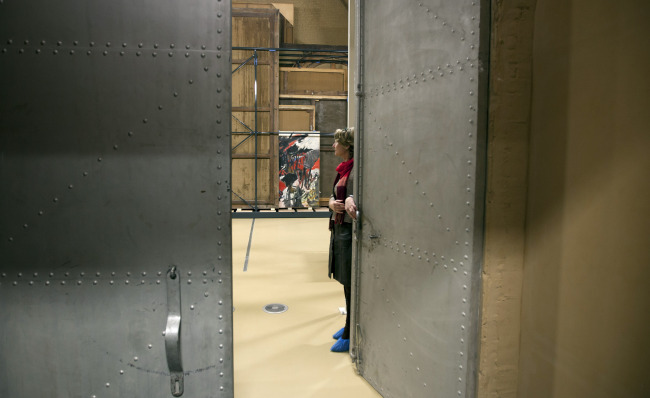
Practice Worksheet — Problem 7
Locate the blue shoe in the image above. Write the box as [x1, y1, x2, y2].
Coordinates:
[331, 338, 349, 352]
[333, 327, 345, 340]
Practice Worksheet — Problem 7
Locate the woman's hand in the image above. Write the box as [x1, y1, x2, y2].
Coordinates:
[330, 199, 346, 214]
[345, 197, 357, 219]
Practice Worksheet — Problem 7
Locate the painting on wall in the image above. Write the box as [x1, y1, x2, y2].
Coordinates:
[279, 133, 320, 208]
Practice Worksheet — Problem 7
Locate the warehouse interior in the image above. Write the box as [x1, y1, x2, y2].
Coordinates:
[232, 1, 650, 397]
[230, 4, 376, 395]
[230, 1, 349, 210]
[0, 0, 648, 397]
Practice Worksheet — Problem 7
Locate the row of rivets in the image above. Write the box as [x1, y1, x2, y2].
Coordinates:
[78, 302, 228, 396]
[464, 74, 479, 246]
[384, 241, 433, 262]
[378, 126, 473, 238]
[367, 60, 476, 99]
[3, 39, 223, 50]
[2, 279, 225, 288]
[415, 1, 478, 46]
[97, 335, 179, 395]
[366, 2, 480, 100]
[1, 270, 222, 277]
[381, 237, 472, 274]
[386, 286, 471, 398]
[2, 48, 224, 59]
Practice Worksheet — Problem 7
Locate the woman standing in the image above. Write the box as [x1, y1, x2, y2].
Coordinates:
[328, 127, 357, 352]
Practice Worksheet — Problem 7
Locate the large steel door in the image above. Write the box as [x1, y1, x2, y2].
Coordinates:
[0, 1, 233, 397]
[353, 1, 488, 397]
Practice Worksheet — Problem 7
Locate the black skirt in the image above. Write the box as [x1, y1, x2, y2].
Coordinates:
[328, 222, 352, 287]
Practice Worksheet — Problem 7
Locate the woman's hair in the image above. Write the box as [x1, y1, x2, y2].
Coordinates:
[334, 127, 355, 155]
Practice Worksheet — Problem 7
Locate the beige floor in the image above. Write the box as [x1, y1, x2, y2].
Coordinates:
[233, 218, 382, 398]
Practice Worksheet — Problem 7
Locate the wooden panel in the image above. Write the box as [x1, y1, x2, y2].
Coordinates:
[232, 14, 274, 63]
[280, 94, 348, 100]
[232, 135, 272, 156]
[231, 111, 271, 133]
[319, 148, 337, 207]
[232, 64, 272, 108]
[232, 134, 272, 156]
[278, 99, 313, 106]
[315, 100, 347, 134]
[233, 2, 275, 10]
[231, 158, 273, 205]
[232, 6, 280, 208]
[281, 16, 294, 44]
[316, 100, 347, 207]
[280, 67, 347, 95]
[232, 107, 271, 112]
[232, 153, 271, 159]
[232, 110, 271, 158]
[279, 105, 315, 131]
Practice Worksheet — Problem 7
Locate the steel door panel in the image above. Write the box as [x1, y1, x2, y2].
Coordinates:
[354, 1, 488, 397]
[0, 0, 233, 397]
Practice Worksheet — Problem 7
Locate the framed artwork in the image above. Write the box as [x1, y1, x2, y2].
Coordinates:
[279, 133, 320, 208]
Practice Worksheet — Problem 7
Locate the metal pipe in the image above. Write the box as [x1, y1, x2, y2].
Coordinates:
[233, 46, 348, 53]
[232, 131, 335, 136]
[232, 47, 347, 212]
[231, 189, 255, 210]
[232, 135, 254, 152]
[253, 49, 259, 212]
[232, 54, 256, 74]
[231, 114, 255, 152]
[243, 218, 255, 272]
[279, 56, 348, 60]
[233, 211, 330, 219]
[232, 131, 335, 154]
[279, 54, 348, 58]
[232, 114, 254, 132]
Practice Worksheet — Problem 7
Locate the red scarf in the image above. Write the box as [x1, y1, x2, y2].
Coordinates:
[331, 158, 353, 228]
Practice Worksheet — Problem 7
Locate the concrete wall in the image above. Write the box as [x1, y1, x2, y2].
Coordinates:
[348, 1, 356, 128]
[236, 0, 348, 45]
[481, 1, 650, 397]
[519, 1, 650, 397]
[479, 0, 535, 396]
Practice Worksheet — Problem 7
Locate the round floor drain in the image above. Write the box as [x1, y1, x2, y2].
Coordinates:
[263, 303, 288, 314]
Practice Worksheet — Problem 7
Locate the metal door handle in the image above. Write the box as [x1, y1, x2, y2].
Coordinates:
[165, 266, 184, 396]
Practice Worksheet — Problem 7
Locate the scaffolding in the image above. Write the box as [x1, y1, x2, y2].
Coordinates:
[231, 46, 348, 218]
